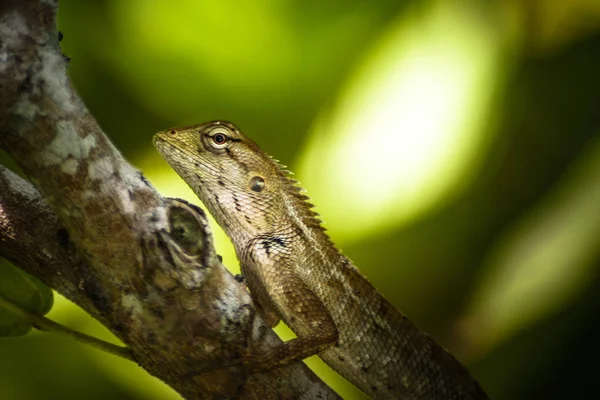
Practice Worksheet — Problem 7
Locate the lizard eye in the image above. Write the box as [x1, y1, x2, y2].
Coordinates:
[249, 176, 265, 192]
[213, 133, 227, 145]
[205, 128, 231, 150]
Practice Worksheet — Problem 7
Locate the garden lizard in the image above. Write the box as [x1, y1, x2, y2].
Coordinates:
[153, 121, 488, 399]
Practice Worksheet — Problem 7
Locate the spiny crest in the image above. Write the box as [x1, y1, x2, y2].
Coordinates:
[272, 157, 327, 232]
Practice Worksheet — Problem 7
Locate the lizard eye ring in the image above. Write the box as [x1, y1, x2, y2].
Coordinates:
[206, 128, 231, 149]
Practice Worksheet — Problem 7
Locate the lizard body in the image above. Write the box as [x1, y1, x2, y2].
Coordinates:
[153, 121, 488, 400]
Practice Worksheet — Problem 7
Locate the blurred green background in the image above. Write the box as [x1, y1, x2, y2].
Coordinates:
[2, 0, 600, 398]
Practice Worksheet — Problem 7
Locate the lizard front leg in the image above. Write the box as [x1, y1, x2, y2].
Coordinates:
[242, 256, 339, 371]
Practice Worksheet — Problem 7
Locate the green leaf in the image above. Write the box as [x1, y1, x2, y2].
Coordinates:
[0, 259, 54, 337]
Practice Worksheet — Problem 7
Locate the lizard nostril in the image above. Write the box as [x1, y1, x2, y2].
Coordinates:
[169, 130, 177, 135]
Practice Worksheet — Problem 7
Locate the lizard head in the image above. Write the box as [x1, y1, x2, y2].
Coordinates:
[153, 121, 293, 244]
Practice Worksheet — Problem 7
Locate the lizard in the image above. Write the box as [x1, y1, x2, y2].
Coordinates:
[153, 120, 489, 400]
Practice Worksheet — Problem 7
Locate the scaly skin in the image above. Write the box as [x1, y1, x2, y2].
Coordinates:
[153, 121, 488, 400]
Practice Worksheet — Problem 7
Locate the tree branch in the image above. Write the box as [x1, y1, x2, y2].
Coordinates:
[0, 1, 339, 398]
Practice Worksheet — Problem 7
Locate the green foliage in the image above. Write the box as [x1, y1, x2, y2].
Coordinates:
[0, 260, 54, 337]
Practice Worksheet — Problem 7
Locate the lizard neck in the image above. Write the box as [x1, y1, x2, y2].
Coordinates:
[211, 163, 332, 255]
